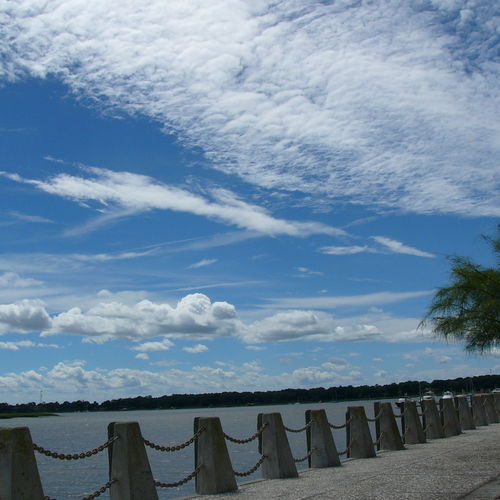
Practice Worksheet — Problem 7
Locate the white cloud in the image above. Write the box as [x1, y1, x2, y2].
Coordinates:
[320, 245, 370, 256]
[2, 168, 344, 238]
[131, 338, 175, 352]
[46, 293, 242, 341]
[320, 237, 435, 258]
[0, 272, 43, 288]
[264, 290, 432, 309]
[183, 343, 208, 354]
[186, 259, 218, 269]
[0, 300, 52, 333]
[372, 236, 435, 258]
[1, 1, 497, 217]
[0, 340, 60, 350]
[135, 353, 149, 360]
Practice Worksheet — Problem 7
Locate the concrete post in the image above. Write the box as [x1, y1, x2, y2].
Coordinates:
[108, 422, 158, 500]
[374, 402, 404, 451]
[455, 396, 475, 430]
[0, 427, 45, 500]
[421, 399, 444, 439]
[194, 417, 237, 495]
[482, 394, 499, 424]
[494, 393, 500, 415]
[305, 409, 341, 467]
[439, 398, 461, 437]
[346, 406, 376, 458]
[471, 395, 488, 427]
[403, 401, 426, 444]
[258, 412, 298, 479]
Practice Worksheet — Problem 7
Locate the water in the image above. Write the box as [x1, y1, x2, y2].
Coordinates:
[1, 400, 395, 499]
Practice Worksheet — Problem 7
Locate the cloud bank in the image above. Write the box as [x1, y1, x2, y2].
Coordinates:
[1, 0, 498, 217]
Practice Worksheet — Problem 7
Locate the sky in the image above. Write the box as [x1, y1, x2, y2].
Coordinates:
[0, 0, 499, 405]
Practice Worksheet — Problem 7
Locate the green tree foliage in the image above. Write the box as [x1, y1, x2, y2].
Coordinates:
[422, 228, 500, 352]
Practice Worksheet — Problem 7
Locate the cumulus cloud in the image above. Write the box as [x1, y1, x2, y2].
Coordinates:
[1, 168, 344, 237]
[0, 340, 60, 350]
[183, 343, 209, 354]
[1, 1, 498, 217]
[47, 293, 242, 341]
[0, 300, 52, 333]
[0, 290, 434, 344]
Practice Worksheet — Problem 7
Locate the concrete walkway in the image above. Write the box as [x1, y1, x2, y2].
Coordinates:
[185, 424, 500, 500]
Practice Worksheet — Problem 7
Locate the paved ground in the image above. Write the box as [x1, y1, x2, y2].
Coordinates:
[184, 423, 500, 500]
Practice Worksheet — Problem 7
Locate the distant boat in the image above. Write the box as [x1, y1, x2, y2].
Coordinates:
[442, 391, 454, 399]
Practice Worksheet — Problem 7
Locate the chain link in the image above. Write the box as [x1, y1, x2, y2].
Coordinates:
[366, 411, 383, 422]
[154, 466, 201, 488]
[43, 479, 116, 500]
[144, 427, 205, 452]
[233, 455, 267, 477]
[34, 437, 118, 460]
[224, 423, 267, 444]
[293, 450, 313, 463]
[329, 416, 352, 429]
[284, 420, 313, 433]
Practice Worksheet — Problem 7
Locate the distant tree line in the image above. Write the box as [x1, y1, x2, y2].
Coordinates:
[1, 374, 498, 414]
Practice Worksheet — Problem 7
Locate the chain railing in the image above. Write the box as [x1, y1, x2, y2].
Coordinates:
[329, 416, 352, 429]
[284, 421, 313, 433]
[33, 436, 118, 461]
[233, 455, 267, 477]
[143, 426, 205, 452]
[293, 450, 313, 463]
[43, 479, 116, 500]
[224, 423, 267, 444]
[366, 410, 383, 422]
[154, 466, 201, 488]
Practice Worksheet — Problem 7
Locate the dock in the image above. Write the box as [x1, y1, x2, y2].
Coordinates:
[185, 423, 500, 499]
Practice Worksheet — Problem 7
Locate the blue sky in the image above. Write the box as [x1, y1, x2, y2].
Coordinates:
[0, 0, 498, 404]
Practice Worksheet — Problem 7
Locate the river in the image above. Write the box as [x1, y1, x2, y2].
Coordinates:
[1, 400, 393, 499]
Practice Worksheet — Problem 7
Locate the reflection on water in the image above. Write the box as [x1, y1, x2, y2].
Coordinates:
[1, 400, 389, 499]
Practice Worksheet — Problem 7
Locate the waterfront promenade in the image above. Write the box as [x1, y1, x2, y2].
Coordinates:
[186, 423, 500, 500]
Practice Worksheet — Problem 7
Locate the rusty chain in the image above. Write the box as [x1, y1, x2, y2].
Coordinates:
[34, 436, 118, 460]
[233, 455, 267, 477]
[143, 426, 205, 452]
[224, 423, 267, 444]
[373, 432, 384, 447]
[366, 410, 383, 422]
[154, 466, 201, 488]
[329, 416, 353, 429]
[284, 420, 313, 433]
[294, 450, 313, 463]
[43, 479, 116, 500]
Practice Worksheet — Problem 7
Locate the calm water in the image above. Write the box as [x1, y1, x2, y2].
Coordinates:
[2, 400, 397, 499]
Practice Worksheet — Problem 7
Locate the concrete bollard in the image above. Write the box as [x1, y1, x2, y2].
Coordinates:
[346, 406, 376, 458]
[258, 412, 298, 479]
[194, 417, 237, 495]
[482, 394, 499, 424]
[455, 396, 475, 430]
[374, 402, 404, 451]
[421, 399, 444, 439]
[108, 422, 158, 500]
[305, 409, 341, 468]
[403, 401, 426, 444]
[494, 393, 500, 415]
[440, 398, 461, 437]
[0, 426, 45, 500]
[471, 395, 488, 427]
